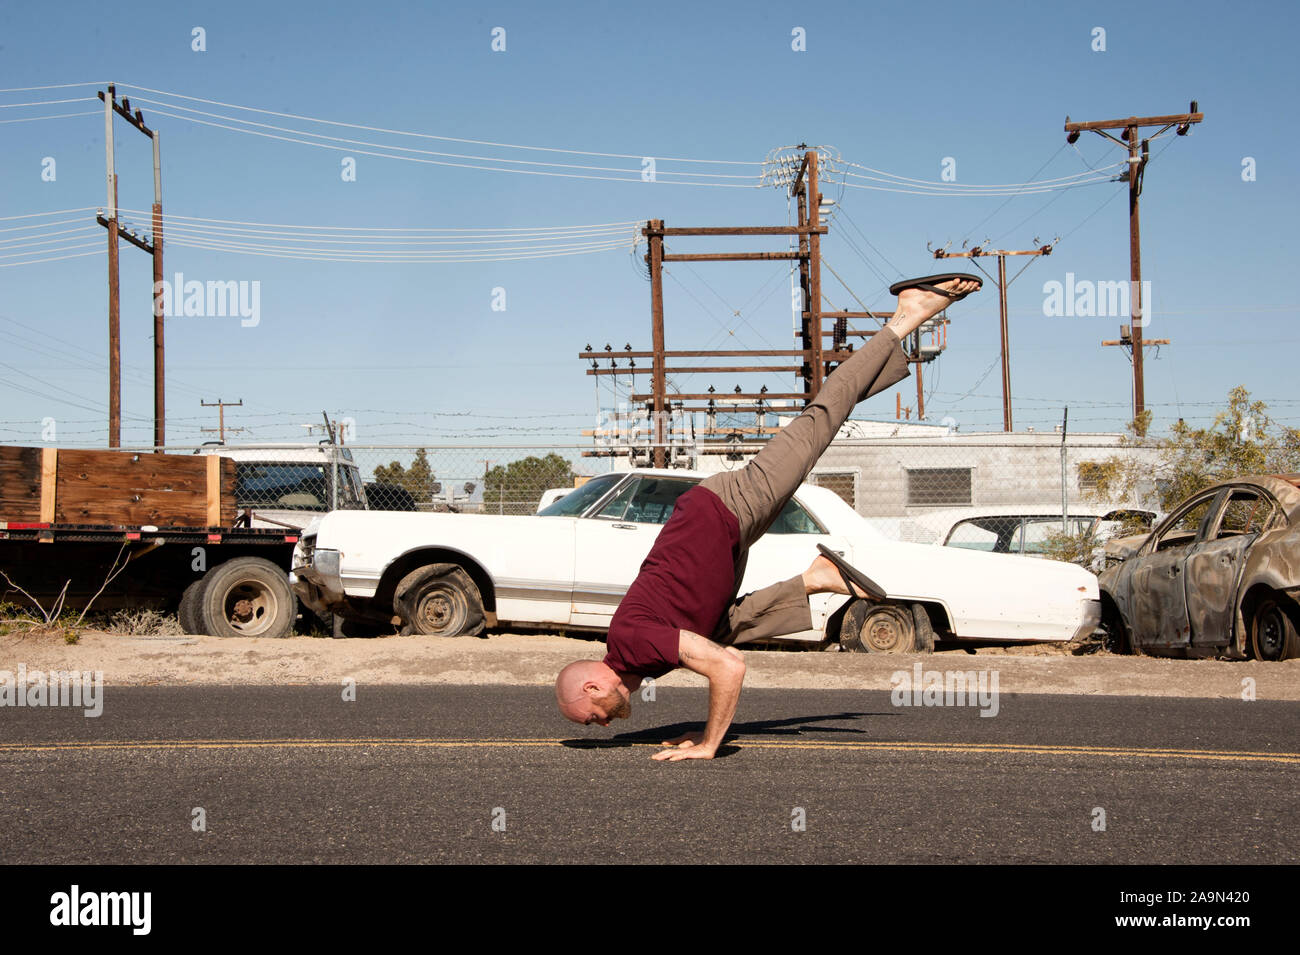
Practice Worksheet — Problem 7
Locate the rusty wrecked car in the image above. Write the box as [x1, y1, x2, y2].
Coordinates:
[1097, 475, 1300, 660]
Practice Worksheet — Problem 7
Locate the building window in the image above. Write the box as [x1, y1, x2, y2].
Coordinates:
[906, 467, 972, 506]
[1077, 461, 1106, 494]
[811, 471, 856, 509]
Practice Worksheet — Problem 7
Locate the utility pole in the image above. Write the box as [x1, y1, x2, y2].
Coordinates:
[97, 83, 165, 449]
[101, 86, 119, 448]
[795, 150, 824, 401]
[582, 149, 939, 459]
[591, 150, 829, 464]
[932, 242, 1054, 431]
[1064, 101, 1202, 423]
[647, 219, 666, 468]
[631, 216, 824, 462]
[151, 127, 164, 449]
[201, 399, 244, 442]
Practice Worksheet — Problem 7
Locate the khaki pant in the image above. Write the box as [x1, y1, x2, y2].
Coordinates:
[700, 327, 909, 644]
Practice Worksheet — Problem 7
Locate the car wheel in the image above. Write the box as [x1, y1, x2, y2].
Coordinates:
[840, 601, 918, 653]
[178, 576, 207, 634]
[393, 564, 486, 637]
[1251, 597, 1300, 661]
[197, 557, 297, 639]
[910, 603, 936, 653]
[1098, 602, 1131, 655]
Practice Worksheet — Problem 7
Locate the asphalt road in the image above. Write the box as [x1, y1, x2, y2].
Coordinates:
[0, 685, 1294, 864]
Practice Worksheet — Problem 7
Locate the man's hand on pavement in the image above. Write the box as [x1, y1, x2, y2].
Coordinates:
[666, 630, 746, 763]
[652, 737, 718, 761]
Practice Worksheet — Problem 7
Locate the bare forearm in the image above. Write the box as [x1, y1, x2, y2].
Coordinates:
[661, 631, 747, 761]
[701, 656, 745, 751]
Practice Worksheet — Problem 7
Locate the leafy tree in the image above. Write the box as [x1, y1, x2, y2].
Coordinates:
[483, 453, 576, 514]
[372, 448, 436, 498]
[1088, 386, 1300, 516]
[1045, 387, 1300, 567]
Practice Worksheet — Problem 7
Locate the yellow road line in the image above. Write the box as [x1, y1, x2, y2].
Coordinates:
[0, 737, 1295, 763]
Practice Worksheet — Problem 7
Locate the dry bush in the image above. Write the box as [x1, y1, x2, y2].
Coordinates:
[105, 608, 184, 636]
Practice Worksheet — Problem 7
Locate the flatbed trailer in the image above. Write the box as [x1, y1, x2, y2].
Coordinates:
[0, 446, 302, 637]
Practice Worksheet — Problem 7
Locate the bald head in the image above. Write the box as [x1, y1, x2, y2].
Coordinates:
[556, 659, 631, 726]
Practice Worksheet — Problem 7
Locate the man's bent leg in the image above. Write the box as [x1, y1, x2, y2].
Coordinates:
[712, 576, 812, 646]
[702, 327, 909, 548]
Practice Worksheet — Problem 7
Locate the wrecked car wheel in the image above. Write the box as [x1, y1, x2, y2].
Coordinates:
[1098, 603, 1131, 655]
[1251, 597, 1300, 661]
[393, 563, 485, 637]
[840, 601, 919, 653]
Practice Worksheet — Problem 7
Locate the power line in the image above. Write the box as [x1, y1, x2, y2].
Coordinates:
[131, 98, 758, 181]
[957, 145, 1073, 241]
[0, 244, 104, 267]
[134, 104, 764, 188]
[114, 208, 643, 234]
[0, 82, 108, 92]
[5, 82, 1138, 198]
[0, 209, 646, 264]
[839, 152, 1123, 192]
[0, 97, 98, 108]
[116, 83, 762, 165]
[0, 207, 101, 221]
[0, 110, 100, 125]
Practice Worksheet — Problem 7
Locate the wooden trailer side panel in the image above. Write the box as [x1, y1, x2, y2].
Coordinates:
[0, 447, 236, 527]
[0, 446, 43, 522]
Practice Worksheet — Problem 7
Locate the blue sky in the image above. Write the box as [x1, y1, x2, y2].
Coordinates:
[2, 0, 1297, 447]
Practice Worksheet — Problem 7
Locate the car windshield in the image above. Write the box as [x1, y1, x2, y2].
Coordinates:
[236, 463, 330, 511]
[537, 473, 624, 517]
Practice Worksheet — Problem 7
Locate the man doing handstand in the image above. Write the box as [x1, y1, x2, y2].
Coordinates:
[555, 274, 982, 760]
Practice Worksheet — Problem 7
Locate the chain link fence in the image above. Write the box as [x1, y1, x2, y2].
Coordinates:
[352, 445, 612, 515]
[8, 435, 1296, 542]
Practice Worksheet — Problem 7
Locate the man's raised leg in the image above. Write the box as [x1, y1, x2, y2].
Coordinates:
[700, 277, 979, 549]
[700, 326, 906, 548]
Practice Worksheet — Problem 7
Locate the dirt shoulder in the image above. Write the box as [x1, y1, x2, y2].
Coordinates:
[1, 629, 1295, 700]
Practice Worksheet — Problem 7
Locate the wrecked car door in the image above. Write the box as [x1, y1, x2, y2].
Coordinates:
[1185, 488, 1275, 649]
[1130, 491, 1221, 649]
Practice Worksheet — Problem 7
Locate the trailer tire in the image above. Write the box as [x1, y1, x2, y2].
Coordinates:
[198, 557, 296, 639]
[178, 577, 207, 635]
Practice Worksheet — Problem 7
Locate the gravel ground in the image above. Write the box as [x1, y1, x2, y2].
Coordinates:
[1, 627, 1295, 700]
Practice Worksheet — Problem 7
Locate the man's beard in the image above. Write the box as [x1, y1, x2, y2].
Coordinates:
[598, 686, 630, 719]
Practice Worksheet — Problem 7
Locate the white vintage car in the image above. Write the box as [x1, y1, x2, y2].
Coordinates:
[291, 468, 1101, 652]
